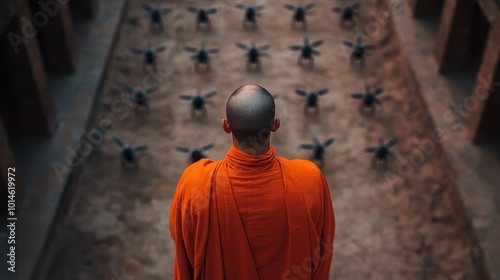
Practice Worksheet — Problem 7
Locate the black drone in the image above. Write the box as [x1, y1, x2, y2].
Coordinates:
[332, 2, 361, 26]
[113, 137, 148, 170]
[295, 88, 329, 115]
[351, 85, 384, 114]
[187, 7, 217, 31]
[284, 3, 315, 29]
[179, 90, 217, 118]
[342, 37, 376, 65]
[143, 3, 172, 30]
[235, 4, 265, 29]
[131, 42, 167, 72]
[365, 138, 398, 167]
[289, 37, 323, 67]
[176, 143, 215, 164]
[123, 85, 158, 112]
[184, 42, 219, 72]
[235, 41, 271, 71]
[300, 136, 335, 169]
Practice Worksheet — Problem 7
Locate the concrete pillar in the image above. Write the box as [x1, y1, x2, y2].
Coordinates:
[467, 28, 500, 143]
[408, 0, 443, 18]
[70, 0, 98, 20]
[29, 0, 78, 73]
[1, 0, 57, 136]
[434, 0, 476, 72]
[0, 116, 18, 206]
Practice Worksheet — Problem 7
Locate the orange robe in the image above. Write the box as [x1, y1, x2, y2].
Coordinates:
[170, 146, 335, 280]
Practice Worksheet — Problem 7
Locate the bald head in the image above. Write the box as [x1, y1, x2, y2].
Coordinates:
[226, 84, 276, 144]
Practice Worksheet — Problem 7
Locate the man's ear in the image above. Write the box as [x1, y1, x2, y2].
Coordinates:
[222, 118, 232, 134]
[271, 117, 280, 132]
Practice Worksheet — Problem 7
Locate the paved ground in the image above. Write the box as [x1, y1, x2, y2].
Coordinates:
[37, 0, 490, 279]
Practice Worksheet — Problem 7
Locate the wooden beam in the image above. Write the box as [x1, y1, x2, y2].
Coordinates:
[0, 0, 57, 136]
[468, 28, 500, 143]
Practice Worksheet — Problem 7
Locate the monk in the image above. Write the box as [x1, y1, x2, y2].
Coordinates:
[170, 84, 335, 280]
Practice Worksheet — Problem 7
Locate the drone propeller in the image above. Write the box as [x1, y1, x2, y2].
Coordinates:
[208, 48, 219, 54]
[312, 40, 324, 48]
[332, 7, 343, 13]
[255, 5, 265, 11]
[312, 136, 320, 147]
[114, 137, 126, 148]
[235, 3, 246, 10]
[289, 45, 303, 51]
[176, 147, 190, 153]
[131, 48, 144, 55]
[201, 143, 215, 151]
[236, 42, 248, 50]
[155, 46, 167, 53]
[374, 87, 384, 95]
[387, 138, 398, 147]
[295, 89, 308, 96]
[351, 2, 362, 9]
[146, 86, 158, 94]
[207, 8, 218, 14]
[184, 46, 198, 53]
[259, 44, 271, 51]
[284, 4, 295, 10]
[364, 147, 377, 153]
[179, 95, 193, 101]
[312, 50, 321, 56]
[162, 8, 172, 14]
[323, 138, 335, 147]
[187, 7, 198, 13]
[300, 144, 315, 150]
[317, 88, 329, 95]
[304, 3, 315, 10]
[204, 91, 217, 99]
[123, 85, 135, 94]
[341, 41, 355, 48]
[135, 145, 148, 152]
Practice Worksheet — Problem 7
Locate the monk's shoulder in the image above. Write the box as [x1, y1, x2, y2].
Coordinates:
[278, 157, 323, 178]
[177, 158, 218, 193]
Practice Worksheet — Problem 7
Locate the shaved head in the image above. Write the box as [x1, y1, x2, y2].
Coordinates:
[226, 84, 276, 144]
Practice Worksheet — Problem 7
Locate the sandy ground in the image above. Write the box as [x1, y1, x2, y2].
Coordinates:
[39, 0, 488, 279]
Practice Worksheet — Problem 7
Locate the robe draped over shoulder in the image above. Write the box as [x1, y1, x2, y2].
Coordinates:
[170, 146, 335, 280]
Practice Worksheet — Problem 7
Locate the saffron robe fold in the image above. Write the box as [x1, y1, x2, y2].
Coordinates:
[170, 146, 335, 280]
